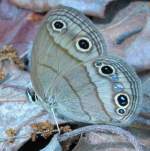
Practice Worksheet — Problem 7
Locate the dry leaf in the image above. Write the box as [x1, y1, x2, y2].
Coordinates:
[10, 0, 115, 18]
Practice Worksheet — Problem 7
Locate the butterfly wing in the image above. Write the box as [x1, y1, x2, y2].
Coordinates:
[31, 6, 141, 126]
[31, 6, 106, 103]
[85, 56, 142, 125]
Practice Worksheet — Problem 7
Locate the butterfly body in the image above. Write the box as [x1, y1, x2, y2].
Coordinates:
[31, 6, 142, 126]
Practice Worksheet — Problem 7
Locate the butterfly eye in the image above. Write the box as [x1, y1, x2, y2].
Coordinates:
[98, 64, 115, 76]
[116, 108, 126, 115]
[114, 93, 130, 108]
[52, 19, 66, 32]
[75, 37, 92, 52]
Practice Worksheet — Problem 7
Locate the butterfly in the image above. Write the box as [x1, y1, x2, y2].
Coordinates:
[31, 6, 142, 126]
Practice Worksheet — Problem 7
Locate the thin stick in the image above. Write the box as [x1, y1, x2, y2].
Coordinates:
[51, 107, 60, 134]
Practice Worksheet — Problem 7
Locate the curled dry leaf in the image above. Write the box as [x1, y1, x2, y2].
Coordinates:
[42, 125, 143, 151]
[73, 132, 137, 151]
[10, 0, 115, 18]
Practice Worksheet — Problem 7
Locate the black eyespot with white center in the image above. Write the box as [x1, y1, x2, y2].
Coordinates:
[76, 37, 92, 52]
[98, 64, 115, 76]
[116, 108, 126, 116]
[114, 93, 130, 108]
[52, 19, 66, 32]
